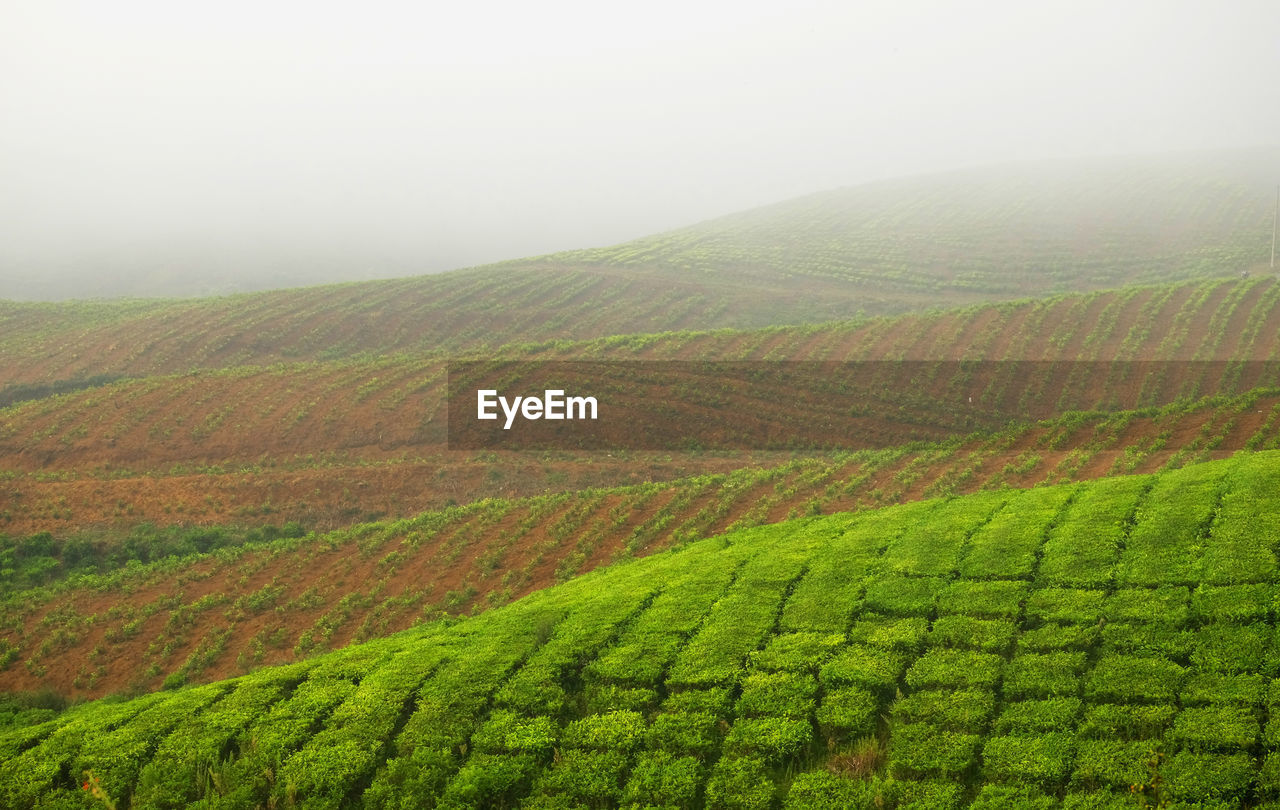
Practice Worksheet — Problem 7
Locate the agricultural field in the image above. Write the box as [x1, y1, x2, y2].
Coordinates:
[4, 277, 1280, 540]
[0, 149, 1275, 387]
[4, 453, 1280, 808]
[1, 387, 1278, 701]
[4, 149, 1280, 808]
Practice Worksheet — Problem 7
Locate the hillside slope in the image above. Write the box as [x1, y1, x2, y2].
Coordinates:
[3, 277, 1280, 539]
[3, 388, 1279, 699]
[3, 452, 1279, 809]
[1, 149, 1275, 384]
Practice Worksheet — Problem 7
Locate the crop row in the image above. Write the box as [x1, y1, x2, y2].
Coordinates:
[5, 390, 1280, 698]
[5, 452, 1280, 807]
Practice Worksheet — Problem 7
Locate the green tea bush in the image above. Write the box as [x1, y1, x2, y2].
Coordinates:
[889, 723, 981, 779]
[582, 684, 657, 714]
[1106, 586, 1190, 626]
[863, 576, 947, 616]
[981, 733, 1074, 786]
[749, 632, 845, 673]
[993, 698, 1082, 734]
[705, 756, 773, 810]
[735, 672, 817, 719]
[622, 751, 702, 808]
[891, 689, 995, 733]
[1026, 588, 1106, 625]
[1260, 751, 1280, 799]
[926, 615, 1016, 653]
[1017, 622, 1098, 653]
[1078, 703, 1177, 740]
[820, 645, 906, 694]
[1191, 583, 1273, 623]
[905, 649, 1002, 691]
[661, 688, 732, 716]
[471, 710, 558, 755]
[1085, 656, 1185, 704]
[561, 710, 646, 752]
[1070, 739, 1158, 790]
[848, 615, 929, 652]
[936, 579, 1028, 619]
[531, 748, 629, 803]
[1161, 750, 1255, 803]
[723, 717, 813, 762]
[646, 711, 720, 756]
[1100, 623, 1195, 661]
[969, 782, 1061, 809]
[1180, 672, 1264, 706]
[437, 753, 537, 809]
[1166, 705, 1259, 751]
[784, 771, 886, 809]
[816, 686, 879, 740]
[1192, 623, 1269, 673]
[1002, 652, 1086, 699]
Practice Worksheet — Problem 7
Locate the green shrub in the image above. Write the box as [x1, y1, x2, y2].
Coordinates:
[905, 649, 1002, 691]
[749, 632, 845, 673]
[1166, 705, 1259, 751]
[471, 710, 558, 755]
[863, 576, 947, 617]
[705, 756, 774, 810]
[437, 753, 537, 809]
[888, 723, 981, 778]
[993, 698, 1082, 734]
[1085, 655, 1185, 704]
[886, 778, 964, 809]
[816, 686, 880, 740]
[1161, 750, 1255, 803]
[1003, 652, 1086, 699]
[969, 782, 1060, 809]
[1078, 703, 1177, 740]
[819, 645, 905, 694]
[1017, 622, 1098, 652]
[1025, 588, 1106, 625]
[891, 689, 994, 733]
[936, 579, 1028, 619]
[1070, 739, 1159, 790]
[582, 684, 657, 714]
[848, 615, 929, 652]
[783, 771, 885, 809]
[532, 748, 629, 803]
[622, 751, 702, 808]
[587, 632, 683, 686]
[1191, 583, 1273, 623]
[723, 717, 813, 762]
[1181, 672, 1264, 706]
[561, 710, 646, 752]
[646, 711, 720, 756]
[981, 733, 1074, 786]
[735, 671, 817, 719]
[1106, 586, 1190, 626]
[927, 615, 1015, 653]
[1260, 751, 1280, 799]
[1100, 623, 1195, 661]
[1192, 623, 1269, 673]
[661, 688, 732, 716]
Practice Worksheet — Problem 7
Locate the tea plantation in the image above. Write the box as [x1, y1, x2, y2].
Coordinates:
[4, 451, 1280, 809]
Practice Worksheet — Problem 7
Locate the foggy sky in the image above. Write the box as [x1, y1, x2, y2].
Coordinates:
[2, 0, 1279, 299]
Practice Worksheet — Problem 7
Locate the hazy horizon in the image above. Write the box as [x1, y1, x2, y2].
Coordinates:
[3, 0, 1279, 300]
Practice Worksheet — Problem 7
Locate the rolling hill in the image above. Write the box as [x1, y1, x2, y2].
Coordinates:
[3, 276, 1280, 539]
[3, 452, 1279, 808]
[3, 386, 1278, 700]
[1, 149, 1275, 387]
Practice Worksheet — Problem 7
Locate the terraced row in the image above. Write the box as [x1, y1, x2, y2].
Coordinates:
[4, 452, 1280, 808]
